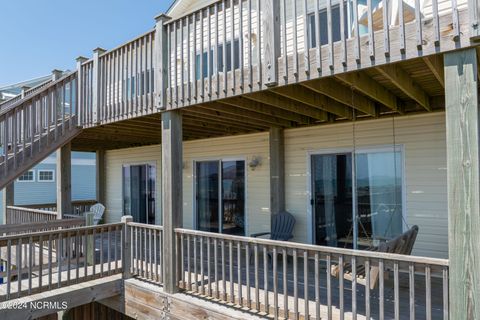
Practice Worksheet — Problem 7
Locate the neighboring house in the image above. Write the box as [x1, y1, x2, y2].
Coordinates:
[0, 76, 96, 224]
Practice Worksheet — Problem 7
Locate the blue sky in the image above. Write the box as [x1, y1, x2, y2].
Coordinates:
[0, 0, 171, 87]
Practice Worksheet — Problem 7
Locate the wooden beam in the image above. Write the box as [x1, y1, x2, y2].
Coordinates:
[270, 128, 285, 217]
[271, 85, 353, 119]
[57, 142, 72, 219]
[245, 91, 329, 121]
[335, 71, 401, 112]
[96, 150, 105, 205]
[2, 183, 14, 224]
[161, 110, 183, 294]
[184, 108, 268, 130]
[220, 97, 312, 124]
[263, 0, 281, 86]
[444, 48, 480, 320]
[423, 55, 445, 88]
[300, 79, 378, 116]
[202, 102, 293, 127]
[377, 64, 431, 111]
[154, 14, 171, 109]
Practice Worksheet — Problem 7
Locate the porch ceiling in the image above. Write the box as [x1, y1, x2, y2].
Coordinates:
[71, 51, 463, 152]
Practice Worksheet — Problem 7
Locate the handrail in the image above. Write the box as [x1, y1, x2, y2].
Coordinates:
[174, 227, 448, 266]
[0, 79, 53, 109]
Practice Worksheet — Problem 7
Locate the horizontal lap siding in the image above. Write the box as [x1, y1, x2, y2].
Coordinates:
[104, 146, 162, 224]
[104, 132, 271, 235]
[284, 112, 448, 258]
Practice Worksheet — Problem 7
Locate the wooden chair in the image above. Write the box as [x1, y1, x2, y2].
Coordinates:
[250, 210, 296, 241]
[331, 225, 419, 290]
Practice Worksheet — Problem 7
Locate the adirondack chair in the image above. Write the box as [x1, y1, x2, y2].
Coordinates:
[250, 210, 296, 241]
[87, 203, 105, 225]
[331, 225, 419, 290]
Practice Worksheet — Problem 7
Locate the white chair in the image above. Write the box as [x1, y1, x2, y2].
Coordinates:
[87, 203, 105, 225]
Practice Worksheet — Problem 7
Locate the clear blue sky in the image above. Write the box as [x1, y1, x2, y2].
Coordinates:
[0, 0, 171, 87]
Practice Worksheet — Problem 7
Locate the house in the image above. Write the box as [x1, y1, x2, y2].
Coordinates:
[0, 77, 97, 224]
[0, 0, 478, 318]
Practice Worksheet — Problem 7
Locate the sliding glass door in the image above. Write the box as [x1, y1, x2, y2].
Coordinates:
[123, 164, 156, 224]
[311, 147, 404, 249]
[196, 160, 245, 235]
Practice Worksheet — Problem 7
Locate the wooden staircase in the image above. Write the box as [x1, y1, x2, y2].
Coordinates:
[0, 72, 82, 190]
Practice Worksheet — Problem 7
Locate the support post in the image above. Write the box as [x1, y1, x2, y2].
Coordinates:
[96, 150, 105, 204]
[444, 48, 480, 319]
[92, 48, 106, 124]
[468, 0, 480, 39]
[154, 14, 171, 110]
[20, 86, 30, 99]
[2, 183, 14, 224]
[121, 215, 133, 278]
[51, 69, 63, 82]
[161, 110, 183, 294]
[269, 127, 285, 217]
[56, 142, 72, 219]
[263, 0, 281, 87]
[86, 212, 95, 266]
[76, 56, 88, 127]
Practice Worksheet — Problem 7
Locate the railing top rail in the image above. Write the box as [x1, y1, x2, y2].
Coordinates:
[0, 218, 84, 235]
[0, 71, 77, 117]
[127, 222, 164, 231]
[0, 79, 53, 109]
[99, 28, 155, 59]
[174, 228, 449, 266]
[0, 222, 124, 245]
[7, 206, 58, 216]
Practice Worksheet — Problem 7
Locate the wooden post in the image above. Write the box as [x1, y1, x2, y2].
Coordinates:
[86, 212, 95, 266]
[444, 48, 480, 319]
[468, 0, 480, 39]
[76, 56, 88, 127]
[263, 0, 281, 87]
[92, 48, 107, 124]
[154, 14, 171, 110]
[96, 150, 105, 204]
[269, 127, 285, 217]
[20, 86, 30, 99]
[161, 110, 183, 294]
[51, 69, 63, 82]
[56, 142, 72, 219]
[121, 215, 133, 278]
[2, 183, 14, 224]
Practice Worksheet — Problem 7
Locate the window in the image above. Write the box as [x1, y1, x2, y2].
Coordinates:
[38, 170, 55, 182]
[18, 170, 35, 182]
[308, 5, 349, 48]
[311, 147, 404, 249]
[123, 164, 156, 224]
[195, 39, 240, 80]
[195, 160, 245, 236]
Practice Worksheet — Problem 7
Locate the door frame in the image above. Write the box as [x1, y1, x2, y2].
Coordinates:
[122, 162, 157, 224]
[306, 145, 407, 245]
[192, 157, 248, 235]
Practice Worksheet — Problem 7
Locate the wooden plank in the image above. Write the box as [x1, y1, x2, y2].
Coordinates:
[422, 55, 445, 89]
[263, 0, 281, 86]
[377, 64, 431, 111]
[269, 127, 285, 217]
[161, 110, 183, 294]
[444, 47, 480, 320]
[92, 48, 106, 124]
[96, 149, 105, 204]
[155, 14, 172, 110]
[2, 183, 14, 224]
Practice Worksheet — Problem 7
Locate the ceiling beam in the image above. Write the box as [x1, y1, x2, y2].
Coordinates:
[244, 91, 329, 121]
[220, 97, 312, 124]
[376, 64, 431, 111]
[270, 85, 353, 119]
[203, 102, 294, 128]
[422, 55, 445, 89]
[335, 71, 401, 113]
[184, 107, 269, 130]
[300, 79, 378, 117]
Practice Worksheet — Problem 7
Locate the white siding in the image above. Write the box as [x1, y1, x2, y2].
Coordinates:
[104, 112, 448, 258]
[284, 112, 448, 258]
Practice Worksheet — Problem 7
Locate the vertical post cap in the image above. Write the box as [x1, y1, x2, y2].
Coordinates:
[121, 215, 133, 223]
[76, 56, 89, 63]
[93, 47, 107, 55]
[51, 69, 63, 81]
[154, 13, 171, 23]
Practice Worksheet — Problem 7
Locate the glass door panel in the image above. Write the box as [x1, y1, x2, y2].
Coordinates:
[196, 161, 220, 232]
[123, 164, 156, 224]
[221, 161, 245, 235]
[312, 153, 353, 247]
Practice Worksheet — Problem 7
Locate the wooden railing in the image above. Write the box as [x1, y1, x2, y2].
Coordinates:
[0, 223, 123, 301]
[79, 30, 157, 127]
[23, 200, 97, 215]
[0, 218, 85, 236]
[6, 206, 58, 224]
[174, 228, 449, 319]
[0, 72, 80, 190]
[161, 0, 470, 109]
[0, 79, 53, 110]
